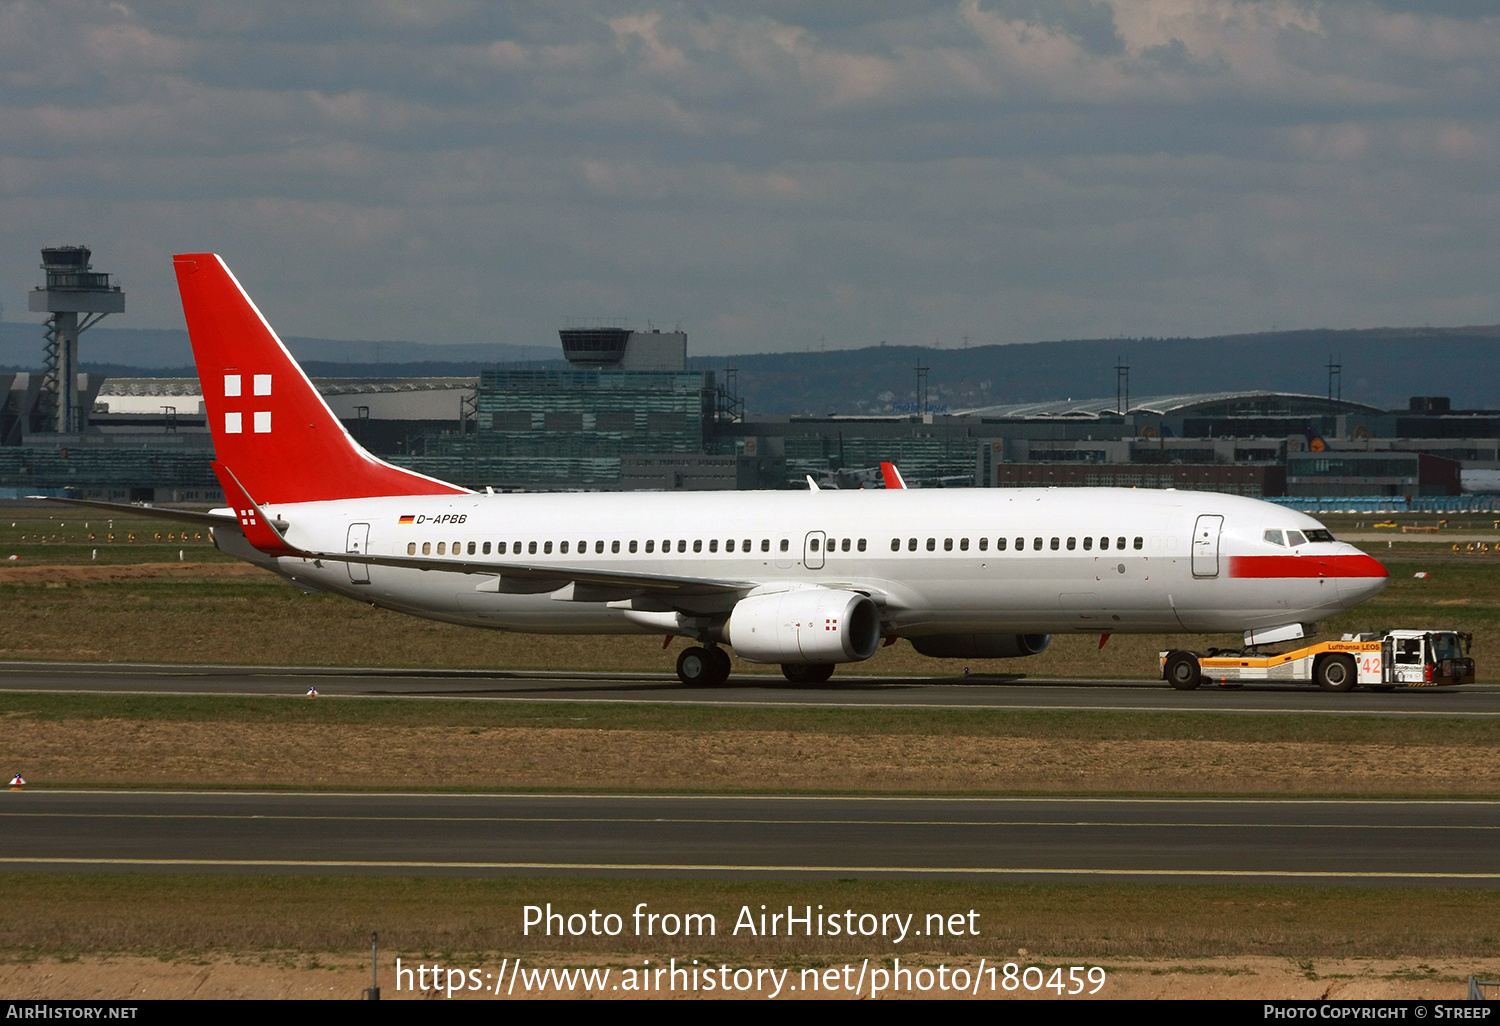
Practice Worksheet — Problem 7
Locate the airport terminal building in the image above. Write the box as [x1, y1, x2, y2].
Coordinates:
[0, 315, 1490, 507]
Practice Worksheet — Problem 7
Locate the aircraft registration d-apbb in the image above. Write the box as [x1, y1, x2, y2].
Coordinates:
[55, 254, 1389, 686]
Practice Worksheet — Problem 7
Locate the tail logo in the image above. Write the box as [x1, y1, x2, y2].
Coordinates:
[222, 373, 273, 435]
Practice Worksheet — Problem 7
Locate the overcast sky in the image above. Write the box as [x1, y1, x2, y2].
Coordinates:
[1, 0, 1496, 356]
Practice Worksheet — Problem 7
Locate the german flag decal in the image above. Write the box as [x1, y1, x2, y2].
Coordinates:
[398, 515, 415, 524]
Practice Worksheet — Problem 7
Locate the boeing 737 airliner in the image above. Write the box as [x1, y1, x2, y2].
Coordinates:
[55, 254, 1390, 687]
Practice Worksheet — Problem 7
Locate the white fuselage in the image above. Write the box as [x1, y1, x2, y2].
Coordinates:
[216, 487, 1387, 640]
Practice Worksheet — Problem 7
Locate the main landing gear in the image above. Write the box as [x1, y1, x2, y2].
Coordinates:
[781, 663, 835, 684]
[676, 645, 732, 687]
[672, 647, 838, 687]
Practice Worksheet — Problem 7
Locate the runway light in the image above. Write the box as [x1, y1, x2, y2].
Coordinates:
[8, 775, 24, 790]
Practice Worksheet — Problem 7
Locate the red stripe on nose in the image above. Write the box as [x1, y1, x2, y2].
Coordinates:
[1229, 554, 1388, 579]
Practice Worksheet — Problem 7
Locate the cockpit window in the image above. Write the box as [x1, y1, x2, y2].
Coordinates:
[1263, 530, 1285, 547]
[1285, 530, 1308, 547]
[1304, 529, 1334, 543]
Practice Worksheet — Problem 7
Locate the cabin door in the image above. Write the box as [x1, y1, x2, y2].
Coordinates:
[1191, 514, 1223, 578]
[804, 530, 826, 570]
[346, 523, 370, 583]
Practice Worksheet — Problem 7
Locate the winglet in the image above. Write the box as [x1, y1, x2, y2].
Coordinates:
[212, 462, 299, 557]
[880, 462, 907, 489]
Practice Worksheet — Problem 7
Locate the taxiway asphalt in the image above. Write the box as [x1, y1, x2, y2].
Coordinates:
[4, 790, 1498, 884]
[2, 661, 1497, 716]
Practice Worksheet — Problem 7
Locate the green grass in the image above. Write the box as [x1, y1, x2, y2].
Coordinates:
[2, 874, 1496, 960]
[0, 510, 230, 565]
[3, 693, 1498, 746]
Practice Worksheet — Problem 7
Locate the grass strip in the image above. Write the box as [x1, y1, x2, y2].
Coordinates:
[3, 874, 1497, 961]
[5, 692, 1500, 745]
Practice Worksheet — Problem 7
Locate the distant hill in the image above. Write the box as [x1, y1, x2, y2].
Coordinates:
[3, 321, 1497, 416]
[692, 326, 1500, 416]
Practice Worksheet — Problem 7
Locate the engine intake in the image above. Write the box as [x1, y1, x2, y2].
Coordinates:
[909, 633, 1052, 659]
[727, 589, 882, 664]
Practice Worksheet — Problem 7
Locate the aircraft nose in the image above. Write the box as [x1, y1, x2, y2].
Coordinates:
[1334, 550, 1389, 606]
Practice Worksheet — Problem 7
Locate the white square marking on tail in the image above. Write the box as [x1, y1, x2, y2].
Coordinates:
[254, 374, 271, 396]
[254, 411, 271, 433]
[224, 374, 241, 397]
[225, 412, 242, 433]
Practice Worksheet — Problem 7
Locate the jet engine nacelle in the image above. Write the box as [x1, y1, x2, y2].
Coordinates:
[909, 633, 1053, 659]
[727, 589, 882, 664]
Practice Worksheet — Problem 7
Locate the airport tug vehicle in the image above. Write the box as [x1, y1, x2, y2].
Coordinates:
[1162, 629, 1474, 692]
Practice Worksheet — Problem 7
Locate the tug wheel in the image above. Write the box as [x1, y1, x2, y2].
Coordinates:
[1315, 654, 1357, 693]
[1164, 651, 1202, 691]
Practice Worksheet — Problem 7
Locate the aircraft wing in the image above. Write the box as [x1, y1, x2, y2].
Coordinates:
[45, 481, 892, 607]
[41, 494, 752, 600]
[293, 546, 755, 597]
[207, 464, 755, 599]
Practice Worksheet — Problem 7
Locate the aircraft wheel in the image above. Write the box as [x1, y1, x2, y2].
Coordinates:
[709, 647, 732, 685]
[1163, 651, 1202, 691]
[1315, 654, 1357, 693]
[781, 663, 836, 684]
[676, 647, 715, 686]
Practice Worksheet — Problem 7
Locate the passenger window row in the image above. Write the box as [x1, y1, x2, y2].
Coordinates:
[403, 534, 1145, 558]
[806, 537, 868, 552]
[890, 536, 1144, 552]
[405, 537, 869, 557]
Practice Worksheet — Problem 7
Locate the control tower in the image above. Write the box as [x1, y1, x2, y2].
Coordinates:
[558, 324, 686, 371]
[28, 246, 124, 434]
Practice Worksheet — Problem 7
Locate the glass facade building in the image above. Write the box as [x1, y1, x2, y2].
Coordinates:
[402, 367, 719, 489]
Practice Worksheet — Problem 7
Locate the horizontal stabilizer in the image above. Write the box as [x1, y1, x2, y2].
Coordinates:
[36, 496, 239, 529]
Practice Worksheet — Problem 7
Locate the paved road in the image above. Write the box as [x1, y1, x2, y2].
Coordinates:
[4, 790, 1498, 884]
[1, 661, 1497, 716]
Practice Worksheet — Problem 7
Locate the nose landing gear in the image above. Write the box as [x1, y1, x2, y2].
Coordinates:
[676, 645, 732, 686]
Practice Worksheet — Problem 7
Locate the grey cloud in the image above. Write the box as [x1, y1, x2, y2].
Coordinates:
[0, 0, 1496, 358]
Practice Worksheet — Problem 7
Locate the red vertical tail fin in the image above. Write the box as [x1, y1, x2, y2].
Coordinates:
[174, 254, 466, 504]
